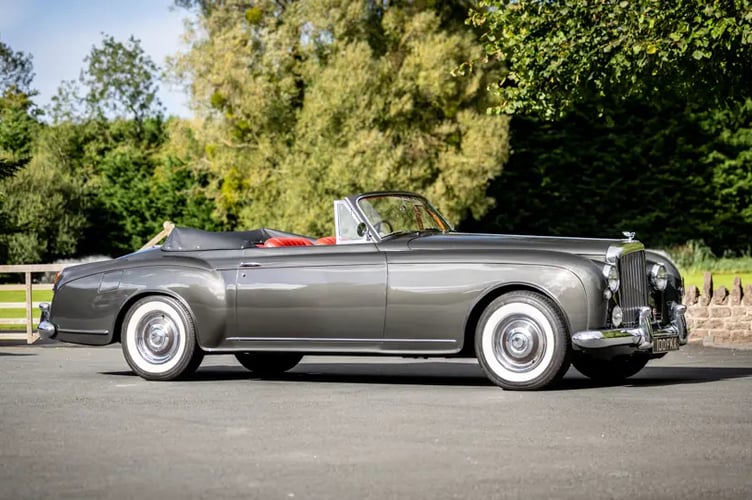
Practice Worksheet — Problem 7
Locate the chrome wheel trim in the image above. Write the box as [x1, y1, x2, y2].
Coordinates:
[136, 312, 180, 364]
[481, 302, 555, 383]
[125, 301, 187, 374]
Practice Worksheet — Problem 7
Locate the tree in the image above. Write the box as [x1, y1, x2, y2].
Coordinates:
[1, 33, 216, 263]
[171, 0, 509, 235]
[463, 100, 718, 245]
[173, 0, 216, 16]
[80, 34, 164, 122]
[0, 39, 34, 95]
[701, 100, 752, 249]
[469, 0, 752, 119]
[459, 1, 752, 254]
[0, 91, 39, 160]
[0, 142, 89, 264]
[0, 90, 42, 251]
[79, 117, 221, 256]
[0, 39, 38, 174]
[63, 34, 216, 256]
[0, 39, 41, 262]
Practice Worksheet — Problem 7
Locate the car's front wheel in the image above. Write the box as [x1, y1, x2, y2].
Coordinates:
[571, 352, 649, 382]
[121, 296, 204, 381]
[475, 291, 570, 390]
[234, 352, 303, 376]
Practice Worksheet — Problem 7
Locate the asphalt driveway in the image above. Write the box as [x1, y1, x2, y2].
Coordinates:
[1, 343, 751, 499]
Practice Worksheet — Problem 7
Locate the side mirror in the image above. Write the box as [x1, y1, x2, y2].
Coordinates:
[356, 222, 368, 237]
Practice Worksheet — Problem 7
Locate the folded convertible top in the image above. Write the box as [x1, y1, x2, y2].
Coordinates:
[161, 227, 312, 251]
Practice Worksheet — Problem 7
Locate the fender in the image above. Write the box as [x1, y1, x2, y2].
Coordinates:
[52, 259, 230, 348]
[384, 248, 606, 349]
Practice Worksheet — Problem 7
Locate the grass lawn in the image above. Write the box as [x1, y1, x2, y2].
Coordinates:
[0, 290, 54, 302]
[681, 271, 752, 291]
[0, 308, 41, 318]
[0, 323, 39, 331]
[0, 321, 40, 331]
[0, 290, 53, 331]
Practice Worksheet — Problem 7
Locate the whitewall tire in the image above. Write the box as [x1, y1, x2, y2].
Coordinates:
[475, 291, 570, 390]
[121, 296, 204, 381]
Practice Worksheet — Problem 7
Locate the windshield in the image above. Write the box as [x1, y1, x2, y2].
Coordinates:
[356, 194, 452, 238]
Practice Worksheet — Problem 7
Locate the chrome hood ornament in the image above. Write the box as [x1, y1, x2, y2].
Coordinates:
[622, 231, 636, 242]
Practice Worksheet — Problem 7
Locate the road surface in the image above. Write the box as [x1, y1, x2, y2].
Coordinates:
[1, 343, 751, 499]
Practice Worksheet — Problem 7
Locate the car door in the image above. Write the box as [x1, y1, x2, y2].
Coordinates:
[232, 243, 387, 347]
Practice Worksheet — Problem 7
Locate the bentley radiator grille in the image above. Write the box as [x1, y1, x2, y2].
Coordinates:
[618, 249, 649, 327]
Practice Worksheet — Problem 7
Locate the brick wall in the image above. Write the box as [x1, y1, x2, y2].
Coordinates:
[684, 273, 752, 347]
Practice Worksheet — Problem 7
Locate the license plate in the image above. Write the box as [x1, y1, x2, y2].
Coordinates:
[653, 336, 679, 353]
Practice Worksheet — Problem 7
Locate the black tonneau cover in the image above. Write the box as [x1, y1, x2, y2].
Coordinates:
[161, 227, 312, 251]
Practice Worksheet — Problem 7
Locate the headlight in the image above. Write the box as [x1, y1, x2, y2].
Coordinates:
[612, 305, 623, 328]
[650, 263, 668, 291]
[602, 264, 620, 292]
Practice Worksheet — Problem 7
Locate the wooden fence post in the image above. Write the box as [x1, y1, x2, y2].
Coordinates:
[25, 271, 39, 344]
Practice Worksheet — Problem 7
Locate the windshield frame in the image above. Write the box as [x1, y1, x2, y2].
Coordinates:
[344, 191, 454, 242]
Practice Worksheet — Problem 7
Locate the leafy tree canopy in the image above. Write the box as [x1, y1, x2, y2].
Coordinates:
[0, 34, 216, 264]
[80, 34, 164, 122]
[0, 38, 41, 254]
[171, 0, 509, 235]
[470, 0, 752, 118]
[0, 38, 39, 171]
[0, 39, 35, 95]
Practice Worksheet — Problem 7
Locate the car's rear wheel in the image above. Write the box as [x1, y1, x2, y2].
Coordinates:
[234, 352, 303, 376]
[121, 296, 204, 381]
[475, 291, 570, 390]
[572, 352, 649, 382]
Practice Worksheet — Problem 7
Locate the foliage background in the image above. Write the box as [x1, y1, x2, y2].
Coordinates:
[467, 0, 752, 256]
[1, 0, 751, 266]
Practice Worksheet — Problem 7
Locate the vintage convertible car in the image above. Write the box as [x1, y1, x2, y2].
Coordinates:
[39, 191, 687, 390]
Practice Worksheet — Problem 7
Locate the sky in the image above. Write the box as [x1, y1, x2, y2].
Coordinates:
[0, 0, 193, 117]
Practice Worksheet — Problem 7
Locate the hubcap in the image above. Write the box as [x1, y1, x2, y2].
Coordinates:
[493, 316, 546, 373]
[136, 312, 180, 364]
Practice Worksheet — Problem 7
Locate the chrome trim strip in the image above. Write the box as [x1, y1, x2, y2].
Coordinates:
[57, 329, 110, 336]
[226, 337, 457, 343]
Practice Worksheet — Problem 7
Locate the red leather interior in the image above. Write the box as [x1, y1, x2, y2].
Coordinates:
[263, 237, 314, 247]
[314, 236, 337, 245]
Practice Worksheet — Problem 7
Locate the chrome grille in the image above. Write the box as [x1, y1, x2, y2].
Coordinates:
[617, 249, 649, 327]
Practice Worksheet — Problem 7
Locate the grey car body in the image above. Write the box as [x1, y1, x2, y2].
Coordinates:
[39, 191, 687, 390]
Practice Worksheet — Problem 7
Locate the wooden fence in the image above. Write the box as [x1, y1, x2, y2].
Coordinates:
[0, 222, 175, 345]
[0, 264, 68, 344]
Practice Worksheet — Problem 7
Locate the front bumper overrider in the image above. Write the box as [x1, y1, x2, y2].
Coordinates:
[572, 303, 687, 351]
[37, 303, 57, 339]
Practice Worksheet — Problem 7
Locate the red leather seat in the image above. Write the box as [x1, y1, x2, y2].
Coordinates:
[314, 236, 337, 245]
[263, 237, 314, 247]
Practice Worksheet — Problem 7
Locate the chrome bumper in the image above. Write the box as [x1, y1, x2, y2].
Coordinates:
[37, 303, 57, 339]
[572, 303, 687, 351]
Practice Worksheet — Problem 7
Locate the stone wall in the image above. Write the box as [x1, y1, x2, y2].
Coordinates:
[684, 273, 752, 347]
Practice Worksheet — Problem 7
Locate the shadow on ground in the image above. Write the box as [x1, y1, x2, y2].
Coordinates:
[555, 366, 752, 391]
[101, 361, 752, 390]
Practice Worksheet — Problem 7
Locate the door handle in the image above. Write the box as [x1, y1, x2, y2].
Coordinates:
[240, 262, 262, 268]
